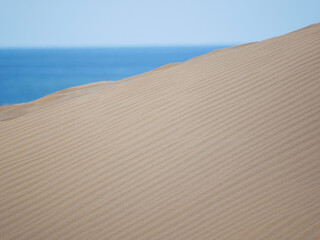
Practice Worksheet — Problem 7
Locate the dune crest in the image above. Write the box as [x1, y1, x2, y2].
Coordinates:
[1, 24, 320, 239]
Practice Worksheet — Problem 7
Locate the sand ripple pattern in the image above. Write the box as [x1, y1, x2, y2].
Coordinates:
[1, 24, 320, 239]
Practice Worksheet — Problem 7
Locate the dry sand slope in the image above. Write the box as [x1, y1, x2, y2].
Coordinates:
[1, 24, 320, 239]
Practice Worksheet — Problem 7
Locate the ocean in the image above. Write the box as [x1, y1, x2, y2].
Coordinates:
[0, 46, 230, 105]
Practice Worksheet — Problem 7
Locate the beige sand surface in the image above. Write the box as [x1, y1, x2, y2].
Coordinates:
[1, 24, 320, 239]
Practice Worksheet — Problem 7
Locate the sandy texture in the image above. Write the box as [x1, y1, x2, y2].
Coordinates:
[1, 24, 320, 239]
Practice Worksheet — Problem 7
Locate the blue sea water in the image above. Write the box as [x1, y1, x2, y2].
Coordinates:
[0, 46, 230, 105]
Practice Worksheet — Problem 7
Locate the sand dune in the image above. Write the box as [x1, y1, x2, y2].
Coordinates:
[1, 24, 320, 239]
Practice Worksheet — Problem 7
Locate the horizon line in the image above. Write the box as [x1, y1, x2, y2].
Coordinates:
[0, 43, 239, 50]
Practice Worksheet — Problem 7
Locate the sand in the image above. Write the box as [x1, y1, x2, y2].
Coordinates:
[1, 24, 320, 239]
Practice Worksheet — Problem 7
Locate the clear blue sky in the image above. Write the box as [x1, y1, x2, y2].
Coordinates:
[0, 0, 319, 47]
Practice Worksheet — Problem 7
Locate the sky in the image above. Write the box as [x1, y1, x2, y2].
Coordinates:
[0, 0, 319, 48]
